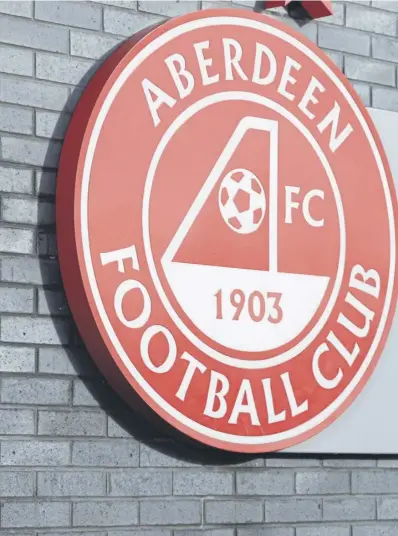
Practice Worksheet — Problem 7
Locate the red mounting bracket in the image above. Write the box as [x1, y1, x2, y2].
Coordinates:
[256, 0, 333, 22]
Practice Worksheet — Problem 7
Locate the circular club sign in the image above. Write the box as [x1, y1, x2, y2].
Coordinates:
[57, 9, 398, 452]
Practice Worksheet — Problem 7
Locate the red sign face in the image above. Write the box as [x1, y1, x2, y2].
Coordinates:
[57, 9, 398, 452]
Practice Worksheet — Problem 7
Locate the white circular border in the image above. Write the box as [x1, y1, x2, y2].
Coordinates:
[81, 16, 396, 445]
[142, 92, 346, 369]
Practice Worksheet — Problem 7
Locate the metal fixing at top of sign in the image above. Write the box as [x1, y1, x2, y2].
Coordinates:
[256, 0, 333, 23]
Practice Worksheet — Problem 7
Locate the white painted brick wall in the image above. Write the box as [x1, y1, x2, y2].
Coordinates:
[0, 1, 398, 534]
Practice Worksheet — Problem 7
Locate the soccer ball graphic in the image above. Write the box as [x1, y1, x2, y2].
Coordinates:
[218, 168, 266, 234]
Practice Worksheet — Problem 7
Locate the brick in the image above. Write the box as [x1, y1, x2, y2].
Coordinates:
[345, 56, 395, 86]
[296, 528, 350, 536]
[322, 458, 376, 468]
[1, 440, 70, 466]
[373, 36, 398, 62]
[266, 12, 316, 42]
[378, 459, 398, 468]
[378, 497, 398, 519]
[343, 2, 371, 6]
[38, 231, 50, 256]
[2, 197, 38, 224]
[0, 104, 33, 135]
[36, 53, 96, 87]
[230, 0, 255, 4]
[0, 408, 34, 434]
[109, 469, 172, 496]
[35, 1, 102, 30]
[318, 25, 370, 55]
[324, 50, 343, 70]
[73, 501, 138, 526]
[237, 0, 265, 6]
[372, 1, 398, 12]
[297, 19, 317, 42]
[72, 439, 139, 466]
[0, 227, 34, 254]
[296, 470, 350, 494]
[352, 470, 398, 493]
[174, 470, 234, 496]
[236, 470, 293, 495]
[140, 443, 197, 467]
[265, 499, 321, 523]
[0, 346, 35, 373]
[0, 166, 33, 194]
[41, 533, 105, 536]
[138, 1, 199, 17]
[38, 201, 56, 225]
[38, 230, 58, 257]
[40, 533, 106, 536]
[108, 416, 130, 437]
[0, 76, 69, 112]
[373, 86, 398, 112]
[2, 197, 54, 226]
[37, 228, 55, 255]
[353, 525, 398, 536]
[0, 45, 33, 76]
[108, 532, 170, 536]
[1, 136, 62, 168]
[352, 82, 371, 106]
[321, 1, 345, 25]
[43, 346, 94, 375]
[141, 499, 201, 525]
[0, 16, 69, 52]
[205, 500, 263, 524]
[0, 471, 35, 497]
[202, 1, 238, 8]
[176, 530, 234, 536]
[38, 410, 106, 436]
[266, 457, 321, 468]
[0, 1, 33, 17]
[0, 287, 34, 313]
[36, 170, 57, 196]
[38, 347, 82, 375]
[92, 0, 137, 6]
[346, 3, 397, 35]
[323, 497, 376, 521]
[72, 379, 101, 406]
[38, 470, 104, 497]
[104, 7, 163, 36]
[237, 530, 294, 536]
[71, 31, 122, 60]
[38, 289, 69, 316]
[2, 256, 60, 286]
[67, 87, 84, 113]
[47, 232, 59, 256]
[1, 316, 69, 345]
[349, 1, 377, 6]
[2, 501, 70, 528]
[36, 110, 70, 140]
[0, 532, 36, 536]
[222, 457, 265, 468]
[2, 378, 70, 405]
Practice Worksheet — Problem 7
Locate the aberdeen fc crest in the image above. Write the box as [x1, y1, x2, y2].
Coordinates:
[57, 10, 398, 452]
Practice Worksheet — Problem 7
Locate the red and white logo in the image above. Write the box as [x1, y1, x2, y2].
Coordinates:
[57, 9, 398, 452]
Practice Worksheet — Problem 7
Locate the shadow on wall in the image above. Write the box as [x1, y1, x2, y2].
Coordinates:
[37, 42, 261, 467]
